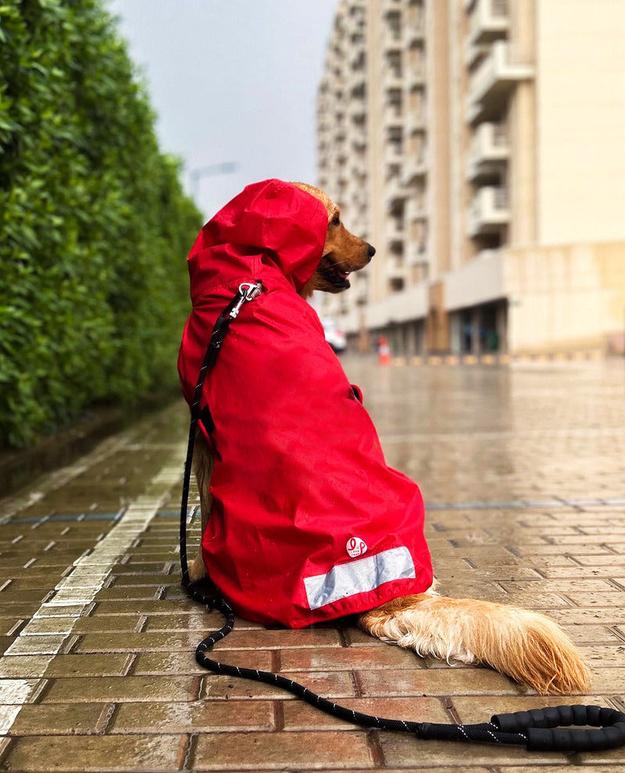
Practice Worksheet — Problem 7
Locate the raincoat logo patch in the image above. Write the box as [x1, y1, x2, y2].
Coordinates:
[346, 537, 368, 558]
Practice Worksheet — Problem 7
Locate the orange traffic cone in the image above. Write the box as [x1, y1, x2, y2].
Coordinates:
[377, 335, 391, 365]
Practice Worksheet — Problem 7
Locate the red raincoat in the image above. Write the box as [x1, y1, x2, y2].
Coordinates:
[178, 179, 433, 628]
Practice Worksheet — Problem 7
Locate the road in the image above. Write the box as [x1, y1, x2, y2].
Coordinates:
[1, 358, 624, 770]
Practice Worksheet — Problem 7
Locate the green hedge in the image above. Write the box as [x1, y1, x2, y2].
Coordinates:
[0, 0, 202, 448]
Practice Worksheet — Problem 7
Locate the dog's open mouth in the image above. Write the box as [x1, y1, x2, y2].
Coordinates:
[319, 253, 352, 289]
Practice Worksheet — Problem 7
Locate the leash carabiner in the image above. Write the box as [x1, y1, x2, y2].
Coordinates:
[230, 281, 263, 319]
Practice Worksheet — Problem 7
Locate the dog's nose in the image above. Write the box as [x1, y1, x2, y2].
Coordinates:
[367, 243, 376, 261]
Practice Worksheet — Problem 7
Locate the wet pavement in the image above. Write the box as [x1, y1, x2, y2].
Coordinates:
[1, 358, 625, 771]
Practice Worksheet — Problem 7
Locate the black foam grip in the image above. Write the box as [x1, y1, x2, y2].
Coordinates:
[527, 725, 625, 752]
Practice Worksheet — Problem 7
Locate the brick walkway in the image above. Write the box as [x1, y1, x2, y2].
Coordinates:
[1, 359, 624, 771]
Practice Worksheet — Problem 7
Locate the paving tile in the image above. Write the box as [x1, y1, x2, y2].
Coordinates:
[40, 675, 197, 703]
[358, 667, 518, 696]
[573, 555, 625, 567]
[1, 735, 184, 771]
[0, 656, 49, 678]
[74, 628, 341, 652]
[451, 694, 611, 723]
[43, 654, 133, 677]
[144, 612, 262, 630]
[201, 670, 355, 700]
[280, 645, 421, 671]
[20, 615, 140, 635]
[94, 586, 161, 600]
[548, 608, 625, 626]
[502, 755, 623, 773]
[111, 573, 175, 586]
[282, 696, 449, 730]
[8, 703, 107, 735]
[564, 592, 625, 607]
[0, 679, 44, 704]
[112, 699, 274, 733]
[561, 625, 624, 644]
[133, 650, 273, 675]
[586, 668, 625, 693]
[377, 731, 567, 767]
[193, 730, 373, 769]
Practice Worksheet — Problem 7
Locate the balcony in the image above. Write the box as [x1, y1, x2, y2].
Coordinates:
[407, 66, 426, 88]
[405, 110, 426, 134]
[382, 62, 404, 91]
[385, 143, 403, 166]
[467, 41, 533, 123]
[383, 103, 403, 130]
[401, 154, 427, 187]
[348, 68, 366, 94]
[405, 194, 427, 222]
[465, 40, 490, 68]
[350, 125, 367, 150]
[468, 0, 509, 45]
[467, 122, 508, 179]
[386, 215, 404, 244]
[383, 33, 403, 55]
[405, 240, 428, 267]
[386, 255, 408, 282]
[405, 13, 425, 45]
[468, 186, 509, 236]
[385, 177, 407, 214]
[349, 100, 366, 123]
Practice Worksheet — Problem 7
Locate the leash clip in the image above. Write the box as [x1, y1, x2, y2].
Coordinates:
[229, 281, 263, 319]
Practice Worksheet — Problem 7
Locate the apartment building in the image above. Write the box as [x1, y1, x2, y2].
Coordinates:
[317, 0, 625, 356]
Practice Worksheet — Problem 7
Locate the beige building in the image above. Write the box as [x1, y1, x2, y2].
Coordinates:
[317, 0, 625, 356]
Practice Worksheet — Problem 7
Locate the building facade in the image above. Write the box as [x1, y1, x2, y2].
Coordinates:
[317, 0, 625, 356]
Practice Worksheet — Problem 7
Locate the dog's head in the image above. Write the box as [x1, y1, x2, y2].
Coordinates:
[292, 182, 375, 296]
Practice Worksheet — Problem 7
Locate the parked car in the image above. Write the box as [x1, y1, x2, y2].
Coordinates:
[322, 317, 347, 354]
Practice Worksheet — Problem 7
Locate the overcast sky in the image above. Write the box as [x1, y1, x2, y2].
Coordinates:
[107, 0, 338, 219]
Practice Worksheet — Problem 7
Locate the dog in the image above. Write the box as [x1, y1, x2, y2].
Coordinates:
[187, 181, 590, 695]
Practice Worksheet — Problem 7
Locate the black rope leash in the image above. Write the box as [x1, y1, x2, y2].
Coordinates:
[179, 281, 625, 753]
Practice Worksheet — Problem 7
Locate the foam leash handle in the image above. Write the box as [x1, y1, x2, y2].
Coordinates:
[492, 704, 625, 752]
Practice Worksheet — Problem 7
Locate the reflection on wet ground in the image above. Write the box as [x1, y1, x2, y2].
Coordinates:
[0, 360, 624, 770]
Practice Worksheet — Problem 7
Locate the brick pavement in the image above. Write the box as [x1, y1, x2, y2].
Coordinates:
[0, 360, 624, 770]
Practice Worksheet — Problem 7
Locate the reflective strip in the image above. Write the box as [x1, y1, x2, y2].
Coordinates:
[304, 546, 416, 610]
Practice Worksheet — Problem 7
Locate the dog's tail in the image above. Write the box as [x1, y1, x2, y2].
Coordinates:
[359, 593, 591, 695]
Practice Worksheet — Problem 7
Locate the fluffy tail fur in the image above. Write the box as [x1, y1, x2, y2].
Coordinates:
[359, 593, 591, 695]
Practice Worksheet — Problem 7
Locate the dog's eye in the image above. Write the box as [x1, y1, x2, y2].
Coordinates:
[331, 213, 340, 226]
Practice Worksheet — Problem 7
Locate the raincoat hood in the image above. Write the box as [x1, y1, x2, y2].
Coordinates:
[178, 179, 433, 628]
[187, 178, 328, 301]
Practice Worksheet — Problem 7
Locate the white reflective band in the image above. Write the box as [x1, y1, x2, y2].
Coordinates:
[304, 546, 416, 610]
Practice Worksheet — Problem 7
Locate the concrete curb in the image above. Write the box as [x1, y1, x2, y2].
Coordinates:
[390, 350, 606, 366]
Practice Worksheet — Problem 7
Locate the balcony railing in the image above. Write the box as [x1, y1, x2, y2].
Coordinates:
[386, 216, 405, 245]
[401, 154, 427, 187]
[385, 255, 408, 279]
[467, 41, 533, 123]
[385, 142, 403, 165]
[383, 103, 403, 128]
[468, 186, 509, 236]
[405, 194, 427, 222]
[385, 177, 407, 214]
[469, 0, 509, 45]
[467, 122, 509, 179]
[405, 109, 426, 134]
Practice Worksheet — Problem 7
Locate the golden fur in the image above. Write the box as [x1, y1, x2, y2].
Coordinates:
[189, 182, 591, 695]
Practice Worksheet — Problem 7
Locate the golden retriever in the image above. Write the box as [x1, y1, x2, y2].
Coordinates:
[189, 182, 590, 695]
